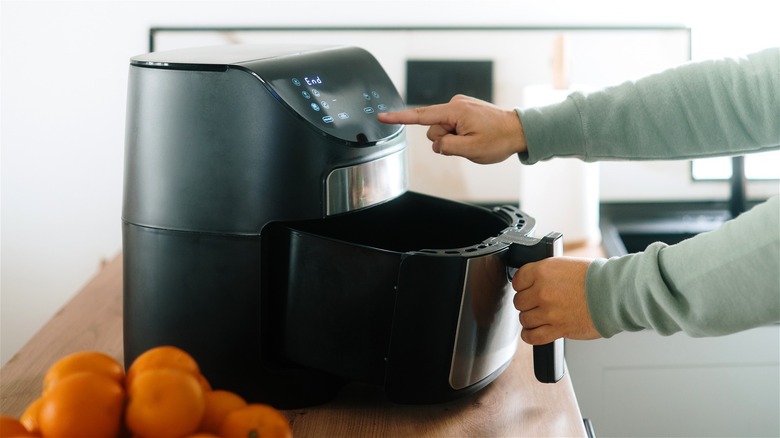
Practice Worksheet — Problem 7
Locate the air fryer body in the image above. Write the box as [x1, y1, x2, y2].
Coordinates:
[123, 45, 534, 408]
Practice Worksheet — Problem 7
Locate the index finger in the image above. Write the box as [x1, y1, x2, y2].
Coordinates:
[377, 104, 451, 127]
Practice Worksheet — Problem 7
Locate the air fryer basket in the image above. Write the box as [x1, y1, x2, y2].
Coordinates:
[260, 191, 538, 403]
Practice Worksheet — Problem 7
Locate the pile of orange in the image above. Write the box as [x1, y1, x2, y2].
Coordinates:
[0, 346, 292, 438]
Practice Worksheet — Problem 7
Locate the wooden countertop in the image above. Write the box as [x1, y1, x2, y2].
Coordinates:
[1, 248, 602, 436]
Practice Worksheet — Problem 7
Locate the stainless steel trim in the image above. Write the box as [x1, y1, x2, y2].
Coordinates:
[325, 148, 408, 216]
[449, 253, 520, 390]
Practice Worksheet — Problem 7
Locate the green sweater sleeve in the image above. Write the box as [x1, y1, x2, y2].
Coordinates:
[517, 47, 780, 163]
[587, 196, 779, 337]
[516, 48, 780, 337]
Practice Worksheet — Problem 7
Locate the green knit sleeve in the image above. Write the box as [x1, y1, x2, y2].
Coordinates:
[586, 195, 780, 338]
[517, 47, 780, 164]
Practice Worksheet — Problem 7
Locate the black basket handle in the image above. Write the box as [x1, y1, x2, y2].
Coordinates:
[504, 231, 565, 384]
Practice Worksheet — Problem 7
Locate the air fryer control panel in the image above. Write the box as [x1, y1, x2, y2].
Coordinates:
[240, 47, 405, 145]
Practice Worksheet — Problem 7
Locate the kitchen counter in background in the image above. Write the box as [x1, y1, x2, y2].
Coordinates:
[0, 247, 603, 437]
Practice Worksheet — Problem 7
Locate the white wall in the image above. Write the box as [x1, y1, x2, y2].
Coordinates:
[1, 0, 777, 367]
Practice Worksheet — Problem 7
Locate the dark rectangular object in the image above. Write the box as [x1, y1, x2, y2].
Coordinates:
[406, 60, 493, 105]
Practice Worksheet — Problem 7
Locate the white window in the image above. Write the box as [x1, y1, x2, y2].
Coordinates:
[691, 150, 780, 181]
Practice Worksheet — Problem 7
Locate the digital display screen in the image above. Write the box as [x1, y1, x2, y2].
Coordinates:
[239, 47, 404, 145]
[287, 73, 391, 129]
[303, 76, 322, 86]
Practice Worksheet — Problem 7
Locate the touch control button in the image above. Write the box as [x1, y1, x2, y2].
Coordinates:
[292, 78, 301, 86]
[338, 112, 350, 120]
[322, 116, 334, 123]
[363, 107, 375, 114]
[302, 90, 311, 99]
[362, 92, 371, 101]
[377, 104, 388, 111]
[310, 103, 320, 111]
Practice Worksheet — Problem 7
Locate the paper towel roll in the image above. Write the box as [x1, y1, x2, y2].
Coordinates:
[520, 85, 601, 246]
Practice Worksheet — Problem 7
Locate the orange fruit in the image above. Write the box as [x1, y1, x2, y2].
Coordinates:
[42, 350, 124, 393]
[38, 372, 124, 438]
[125, 345, 201, 390]
[199, 389, 248, 434]
[19, 397, 43, 435]
[126, 368, 206, 438]
[0, 415, 34, 437]
[219, 404, 292, 438]
[185, 434, 222, 438]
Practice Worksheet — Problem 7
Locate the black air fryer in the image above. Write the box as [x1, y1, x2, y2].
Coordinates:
[123, 44, 564, 408]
